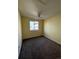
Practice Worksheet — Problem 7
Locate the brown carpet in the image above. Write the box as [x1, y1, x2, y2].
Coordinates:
[19, 36, 61, 59]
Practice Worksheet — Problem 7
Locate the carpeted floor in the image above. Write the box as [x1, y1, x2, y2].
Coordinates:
[19, 36, 61, 59]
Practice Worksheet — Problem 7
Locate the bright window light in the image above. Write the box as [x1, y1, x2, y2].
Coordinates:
[30, 21, 39, 31]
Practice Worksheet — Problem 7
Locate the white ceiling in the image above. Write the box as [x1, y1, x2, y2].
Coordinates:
[18, 0, 61, 19]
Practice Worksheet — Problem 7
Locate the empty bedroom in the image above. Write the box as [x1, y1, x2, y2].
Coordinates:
[18, 0, 61, 59]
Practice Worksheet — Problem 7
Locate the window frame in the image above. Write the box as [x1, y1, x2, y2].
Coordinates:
[29, 20, 39, 31]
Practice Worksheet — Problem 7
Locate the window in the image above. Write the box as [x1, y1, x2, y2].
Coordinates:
[30, 21, 39, 31]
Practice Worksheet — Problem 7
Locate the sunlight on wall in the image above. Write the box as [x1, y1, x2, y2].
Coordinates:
[44, 14, 61, 44]
[21, 16, 44, 39]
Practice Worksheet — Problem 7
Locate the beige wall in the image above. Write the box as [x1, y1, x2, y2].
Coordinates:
[18, 11, 22, 55]
[21, 16, 44, 39]
[44, 14, 61, 44]
[21, 14, 61, 44]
